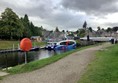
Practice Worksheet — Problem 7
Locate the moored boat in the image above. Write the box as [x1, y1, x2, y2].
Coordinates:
[45, 40, 76, 50]
[45, 42, 57, 50]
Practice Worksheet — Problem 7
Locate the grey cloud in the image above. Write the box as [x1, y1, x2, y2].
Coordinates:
[61, 0, 118, 15]
[42, 8, 87, 30]
[1, 0, 117, 31]
[104, 22, 118, 28]
[0, 0, 54, 18]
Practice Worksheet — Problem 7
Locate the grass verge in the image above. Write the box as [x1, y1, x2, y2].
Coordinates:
[0, 77, 2, 80]
[0, 41, 19, 49]
[32, 41, 46, 47]
[7, 44, 98, 74]
[0, 40, 46, 50]
[78, 44, 118, 83]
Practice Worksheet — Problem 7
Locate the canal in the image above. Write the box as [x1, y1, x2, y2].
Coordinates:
[0, 49, 66, 69]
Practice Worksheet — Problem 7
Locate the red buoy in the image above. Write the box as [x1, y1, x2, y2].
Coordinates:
[20, 38, 32, 52]
[66, 40, 69, 46]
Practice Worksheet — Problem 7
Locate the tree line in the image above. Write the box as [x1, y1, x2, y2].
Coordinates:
[0, 8, 42, 40]
[76, 21, 118, 37]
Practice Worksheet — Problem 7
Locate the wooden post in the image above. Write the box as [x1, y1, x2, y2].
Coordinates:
[13, 44, 14, 50]
[18, 44, 20, 49]
[5, 54, 8, 71]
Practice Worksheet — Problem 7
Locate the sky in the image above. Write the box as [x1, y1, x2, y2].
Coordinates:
[0, 0, 118, 31]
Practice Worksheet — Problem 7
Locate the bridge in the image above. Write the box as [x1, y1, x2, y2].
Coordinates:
[80, 37, 115, 42]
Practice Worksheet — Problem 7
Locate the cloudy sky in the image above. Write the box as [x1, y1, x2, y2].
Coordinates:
[0, 0, 118, 31]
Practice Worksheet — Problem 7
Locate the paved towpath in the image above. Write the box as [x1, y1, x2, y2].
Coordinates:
[0, 43, 111, 83]
[0, 71, 9, 77]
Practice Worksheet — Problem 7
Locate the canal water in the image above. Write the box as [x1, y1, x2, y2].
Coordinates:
[0, 49, 66, 69]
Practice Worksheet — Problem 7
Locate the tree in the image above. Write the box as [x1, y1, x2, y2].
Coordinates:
[97, 26, 101, 37]
[30, 22, 35, 35]
[106, 27, 112, 32]
[21, 14, 42, 37]
[88, 27, 93, 32]
[83, 21, 87, 29]
[0, 8, 24, 39]
[102, 28, 104, 31]
[40, 26, 43, 29]
[97, 26, 101, 31]
[112, 26, 118, 32]
[24, 14, 29, 23]
[76, 30, 79, 34]
[21, 14, 32, 37]
[62, 30, 65, 33]
[34, 26, 42, 36]
[66, 30, 69, 33]
[55, 27, 60, 32]
[0, 8, 43, 40]
[78, 29, 86, 37]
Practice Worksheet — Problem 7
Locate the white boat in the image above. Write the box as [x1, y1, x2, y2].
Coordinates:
[45, 42, 57, 50]
[45, 40, 76, 50]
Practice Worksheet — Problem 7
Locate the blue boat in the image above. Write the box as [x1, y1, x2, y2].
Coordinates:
[45, 40, 76, 50]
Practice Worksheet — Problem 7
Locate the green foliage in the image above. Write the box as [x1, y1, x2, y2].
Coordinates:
[97, 26, 101, 31]
[0, 40, 19, 49]
[68, 32, 74, 36]
[0, 8, 42, 40]
[88, 27, 93, 32]
[55, 27, 60, 32]
[78, 29, 86, 37]
[79, 44, 118, 83]
[83, 21, 87, 28]
[32, 41, 46, 47]
[0, 40, 46, 49]
[0, 8, 24, 39]
[112, 26, 118, 32]
[20, 15, 31, 37]
[105, 26, 118, 33]
[21, 14, 42, 38]
[62, 30, 65, 33]
[0, 76, 3, 80]
[106, 27, 112, 32]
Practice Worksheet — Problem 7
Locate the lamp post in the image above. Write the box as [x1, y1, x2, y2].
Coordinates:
[86, 28, 90, 41]
[116, 31, 118, 43]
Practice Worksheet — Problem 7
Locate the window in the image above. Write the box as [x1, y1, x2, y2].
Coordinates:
[60, 42, 66, 45]
[68, 41, 74, 45]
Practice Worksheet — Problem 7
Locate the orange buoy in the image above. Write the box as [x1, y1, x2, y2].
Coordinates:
[20, 38, 32, 52]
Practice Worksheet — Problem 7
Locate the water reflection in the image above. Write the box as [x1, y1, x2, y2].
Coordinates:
[37, 50, 54, 59]
[0, 49, 66, 68]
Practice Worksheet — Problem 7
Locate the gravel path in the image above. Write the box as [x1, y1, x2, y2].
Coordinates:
[0, 43, 111, 83]
[0, 71, 9, 77]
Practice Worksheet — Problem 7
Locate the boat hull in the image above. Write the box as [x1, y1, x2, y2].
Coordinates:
[55, 44, 76, 50]
[45, 40, 76, 51]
